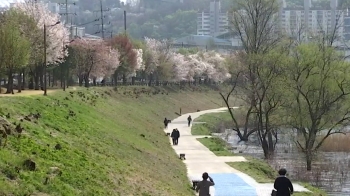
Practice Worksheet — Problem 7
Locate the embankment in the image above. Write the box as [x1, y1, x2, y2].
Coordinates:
[0, 86, 235, 196]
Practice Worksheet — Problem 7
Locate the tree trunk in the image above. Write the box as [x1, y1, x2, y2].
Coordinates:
[148, 74, 153, 86]
[34, 67, 40, 90]
[29, 75, 34, 90]
[22, 68, 25, 90]
[84, 75, 90, 88]
[39, 67, 44, 91]
[17, 72, 22, 93]
[240, 133, 249, 142]
[6, 70, 13, 94]
[306, 150, 313, 171]
[93, 77, 96, 86]
[267, 131, 274, 153]
[122, 74, 126, 85]
[48, 71, 51, 88]
[66, 68, 69, 89]
[52, 69, 55, 87]
[114, 75, 118, 86]
[261, 138, 269, 159]
[60, 65, 63, 88]
[78, 75, 83, 86]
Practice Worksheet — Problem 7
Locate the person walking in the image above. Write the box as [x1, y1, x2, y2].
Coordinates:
[187, 115, 192, 127]
[170, 129, 177, 145]
[164, 118, 169, 129]
[195, 172, 215, 196]
[174, 128, 180, 145]
[273, 168, 294, 196]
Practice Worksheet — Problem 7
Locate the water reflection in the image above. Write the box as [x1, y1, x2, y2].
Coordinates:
[215, 131, 350, 195]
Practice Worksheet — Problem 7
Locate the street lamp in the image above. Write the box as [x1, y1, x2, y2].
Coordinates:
[44, 21, 61, 96]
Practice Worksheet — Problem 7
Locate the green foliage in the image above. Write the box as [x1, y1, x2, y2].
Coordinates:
[283, 43, 350, 139]
[197, 137, 234, 156]
[192, 112, 232, 135]
[0, 9, 31, 72]
[227, 157, 276, 183]
[0, 86, 224, 195]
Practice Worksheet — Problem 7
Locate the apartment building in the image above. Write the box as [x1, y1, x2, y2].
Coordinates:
[197, 0, 229, 36]
[280, 0, 350, 40]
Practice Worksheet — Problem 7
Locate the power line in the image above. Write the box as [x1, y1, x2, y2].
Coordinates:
[58, 0, 77, 39]
[93, 0, 110, 39]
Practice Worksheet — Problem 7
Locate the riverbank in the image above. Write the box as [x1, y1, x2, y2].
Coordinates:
[192, 112, 328, 196]
[171, 108, 311, 195]
[0, 86, 231, 195]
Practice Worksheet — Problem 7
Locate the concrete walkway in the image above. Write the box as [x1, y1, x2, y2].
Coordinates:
[164, 108, 310, 196]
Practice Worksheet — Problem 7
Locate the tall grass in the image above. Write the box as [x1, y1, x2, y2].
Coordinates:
[319, 134, 350, 152]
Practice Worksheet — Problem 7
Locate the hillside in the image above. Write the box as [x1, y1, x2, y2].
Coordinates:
[0, 86, 236, 196]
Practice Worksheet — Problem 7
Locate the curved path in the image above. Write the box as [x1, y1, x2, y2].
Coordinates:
[164, 108, 310, 196]
[0, 87, 77, 97]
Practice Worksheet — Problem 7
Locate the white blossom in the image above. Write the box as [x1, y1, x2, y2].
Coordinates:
[13, 0, 70, 65]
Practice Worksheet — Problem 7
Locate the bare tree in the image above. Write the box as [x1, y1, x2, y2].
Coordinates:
[222, 0, 284, 158]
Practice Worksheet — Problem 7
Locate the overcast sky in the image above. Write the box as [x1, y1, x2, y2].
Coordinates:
[0, 0, 128, 7]
[0, 0, 19, 7]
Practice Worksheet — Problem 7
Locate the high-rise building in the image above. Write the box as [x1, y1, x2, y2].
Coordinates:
[197, 0, 350, 41]
[279, 0, 350, 40]
[197, 0, 229, 36]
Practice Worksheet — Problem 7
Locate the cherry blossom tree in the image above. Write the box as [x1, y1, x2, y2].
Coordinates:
[171, 53, 191, 82]
[144, 37, 174, 84]
[109, 34, 137, 84]
[70, 38, 119, 87]
[203, 51, 231, 82]
[13, 0, 70, 89]
[134, 49, 144, 71]
[91, 47, 120, 82]
[185, 51, 230, 83]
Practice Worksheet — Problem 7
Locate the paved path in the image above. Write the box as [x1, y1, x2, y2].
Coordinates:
[0, 87, 77, 97]
[164, 108, 310, 196]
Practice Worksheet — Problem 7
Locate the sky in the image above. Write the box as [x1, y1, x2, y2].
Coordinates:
[0, 0, 19, 7]
[0, 0, 128, 7]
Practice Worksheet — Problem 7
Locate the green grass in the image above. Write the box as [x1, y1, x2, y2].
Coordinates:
[227, 157, 276, 183]
[0, 85, 229, 196]
[197, 137, 234, 156]
[194, 112, 328, 196]
[192, 111, 232, 135]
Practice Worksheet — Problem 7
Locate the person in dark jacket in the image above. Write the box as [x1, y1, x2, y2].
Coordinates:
[187, 115, 192, 127]
[174, 129, 180, 145]
[196, 172, 215, 196]
[171, 129, 177, 145]
[273, 168, 294, 196]
[164, 118, 169, 129]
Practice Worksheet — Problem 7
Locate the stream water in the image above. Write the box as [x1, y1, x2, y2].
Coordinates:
[214, 130, 350, 195]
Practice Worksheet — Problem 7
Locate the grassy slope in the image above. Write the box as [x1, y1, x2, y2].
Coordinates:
[0, 86, 226, 196]
[193, 112, 328, 196]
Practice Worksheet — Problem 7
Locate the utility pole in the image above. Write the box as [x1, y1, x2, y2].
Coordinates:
[100, 0, 104, 39]
[58, 0, 77, 39]
[93, 0, 110, 39]
[124, 10, 127, 34]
